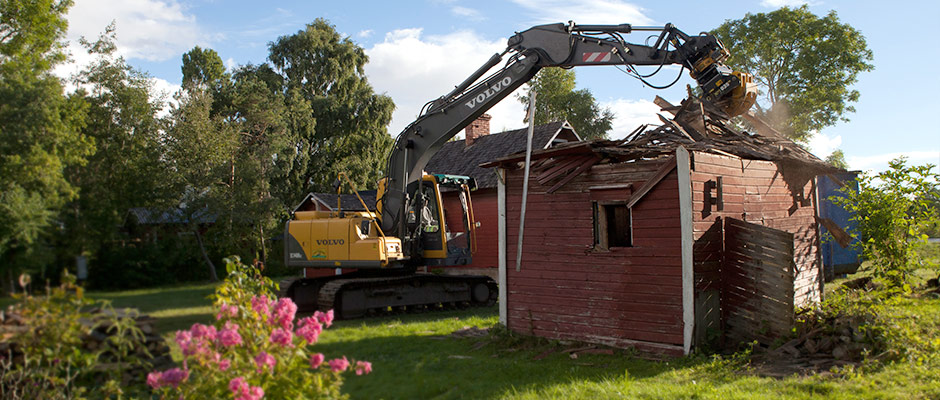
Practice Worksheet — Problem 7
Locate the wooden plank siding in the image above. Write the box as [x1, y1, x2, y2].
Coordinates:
[690, 152, 822, 345]
[722, 218, 796, 345]
[503, 158, 686, 356]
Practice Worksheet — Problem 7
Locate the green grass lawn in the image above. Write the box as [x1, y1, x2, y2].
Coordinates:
[90, 282, 218, 335]
[314, 303, 940, 400]
[4, 272, 938, 399]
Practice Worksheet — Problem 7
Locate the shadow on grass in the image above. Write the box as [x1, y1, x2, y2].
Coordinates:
[89, 282, 216, 314]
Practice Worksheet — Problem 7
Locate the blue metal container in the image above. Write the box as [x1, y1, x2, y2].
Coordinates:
[817, 172, 863, 281]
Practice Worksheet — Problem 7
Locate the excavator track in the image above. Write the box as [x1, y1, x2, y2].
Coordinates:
[282, 273, 497, 320]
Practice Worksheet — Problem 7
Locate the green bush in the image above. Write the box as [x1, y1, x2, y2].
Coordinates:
[834, 157, 939, 289]
[0, 271, 151, 399]
[147, 257, 371, 399]
[88, 238, 208, 289]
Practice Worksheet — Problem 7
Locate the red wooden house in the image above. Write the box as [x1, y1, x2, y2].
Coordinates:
[483, 97, 837, 356]
[425, 114, 581, 280]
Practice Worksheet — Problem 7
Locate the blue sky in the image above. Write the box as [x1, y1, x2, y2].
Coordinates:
[61, 0, 939, 174]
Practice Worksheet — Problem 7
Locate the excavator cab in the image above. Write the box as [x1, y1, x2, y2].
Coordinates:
[386, 174, 477, 267]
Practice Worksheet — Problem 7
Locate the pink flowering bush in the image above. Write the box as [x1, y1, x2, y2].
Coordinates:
[147, 257, 371, 399]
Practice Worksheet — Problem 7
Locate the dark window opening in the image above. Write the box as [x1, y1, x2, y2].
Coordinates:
[593, 202, 632, 249]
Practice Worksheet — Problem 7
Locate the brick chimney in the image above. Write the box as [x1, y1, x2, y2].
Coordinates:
[464, 114, 491, 146]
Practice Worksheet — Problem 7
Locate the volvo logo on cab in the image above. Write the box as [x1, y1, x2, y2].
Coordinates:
[316, 239, 345, 245]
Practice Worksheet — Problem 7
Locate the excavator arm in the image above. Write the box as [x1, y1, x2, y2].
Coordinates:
[380, 21, 756, 243]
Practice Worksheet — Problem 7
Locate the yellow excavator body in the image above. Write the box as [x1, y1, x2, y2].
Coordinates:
[286, 210, 403, 268]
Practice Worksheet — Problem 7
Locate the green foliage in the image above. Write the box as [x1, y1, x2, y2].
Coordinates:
[807, 284, 940, 366]
[87, 239, 206, 290]
[182, 46, 226, 87]
[517, 68, 613, 140]
[268, 18, 394, 192]
[61, 25, 172, 257]
[0, 271, 150, 399]
[713, 6, 874, 141]
[833, 158, 940, 288]
[0, 0, 72, 68]
[825, 149, 849, 169]
[148, 257, 369, 399]
[0, 0, 93, 284]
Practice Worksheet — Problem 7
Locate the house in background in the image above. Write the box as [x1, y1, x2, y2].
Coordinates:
[425, 114, 582, 280]
[483, 97, 839, 356]
[123, 207, 216, 244]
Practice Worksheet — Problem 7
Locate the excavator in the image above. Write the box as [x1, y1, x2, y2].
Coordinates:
[281, 21, 757, 318]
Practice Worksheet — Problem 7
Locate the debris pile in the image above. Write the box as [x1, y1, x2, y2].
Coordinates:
[487, 92, 841, 181]
[0, 306, 173, 374]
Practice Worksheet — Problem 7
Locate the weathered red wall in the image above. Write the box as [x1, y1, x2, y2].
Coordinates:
[503, 159, 685, 356]
[690, 152, 822, 340]
[439, 189, 499, 275]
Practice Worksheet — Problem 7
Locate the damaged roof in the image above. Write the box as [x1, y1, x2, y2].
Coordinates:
[483, 95, 842, 178]
[426, 121, 580, 189]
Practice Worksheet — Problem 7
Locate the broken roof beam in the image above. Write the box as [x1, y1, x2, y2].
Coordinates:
[626, 155, 678, 208]
[658, 113, 702, 142]
[547, 155, 601, 194]
[537, 154, 596, 185]
[654, 96, 680, 115]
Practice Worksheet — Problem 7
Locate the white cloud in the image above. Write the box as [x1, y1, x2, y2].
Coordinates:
[365, 28, 526, 137]
[601, 98, 663, 140]
[358, 29, 374, 38]
[451, 6, 484, 21]
[807, 131, 842, 159]
[847, 151, 940, 173]
[67, 0, 210, 62]
[149, 77, 181, 117]
[760, 0, 811, 7]
[510, 0, 653, 25]
[225, 57, 237, 72]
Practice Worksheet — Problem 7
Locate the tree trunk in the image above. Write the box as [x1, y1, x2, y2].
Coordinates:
[259, 225, 267, 263]
[193, 227, 218, 282]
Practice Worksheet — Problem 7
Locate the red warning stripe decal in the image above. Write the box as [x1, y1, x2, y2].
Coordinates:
[582, 52, 612, 63]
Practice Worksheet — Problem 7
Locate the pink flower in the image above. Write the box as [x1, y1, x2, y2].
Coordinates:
[216, 303, 238, 320]
[271, 298, 297, 329]
[329, 356, 350, 372]
[243, 386, 264, 400]
[269, 327, 293, 347]
[314, 310, 334, 328]
[310, 353, 325, 369]
[219, 322, 243, 347]
[296, 319, 322, 344]
[219, 358, 232, 371]
[229, 377, 246, 393]
[146, 371, 162, 389]
[160, 368, 188, 388]
[355, 361, 373, 375]
[254, 351, 276, 373]
[147, 367, 188, 389]
[176, 331, 193, 349]
[251, 295, 271, 318]
[190, 323, 217, 341]
[229, 377, 264, 400]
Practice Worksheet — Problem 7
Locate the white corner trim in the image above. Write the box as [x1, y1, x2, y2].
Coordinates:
[497, 168, 508, 326]
[676, 146, 694, 355]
